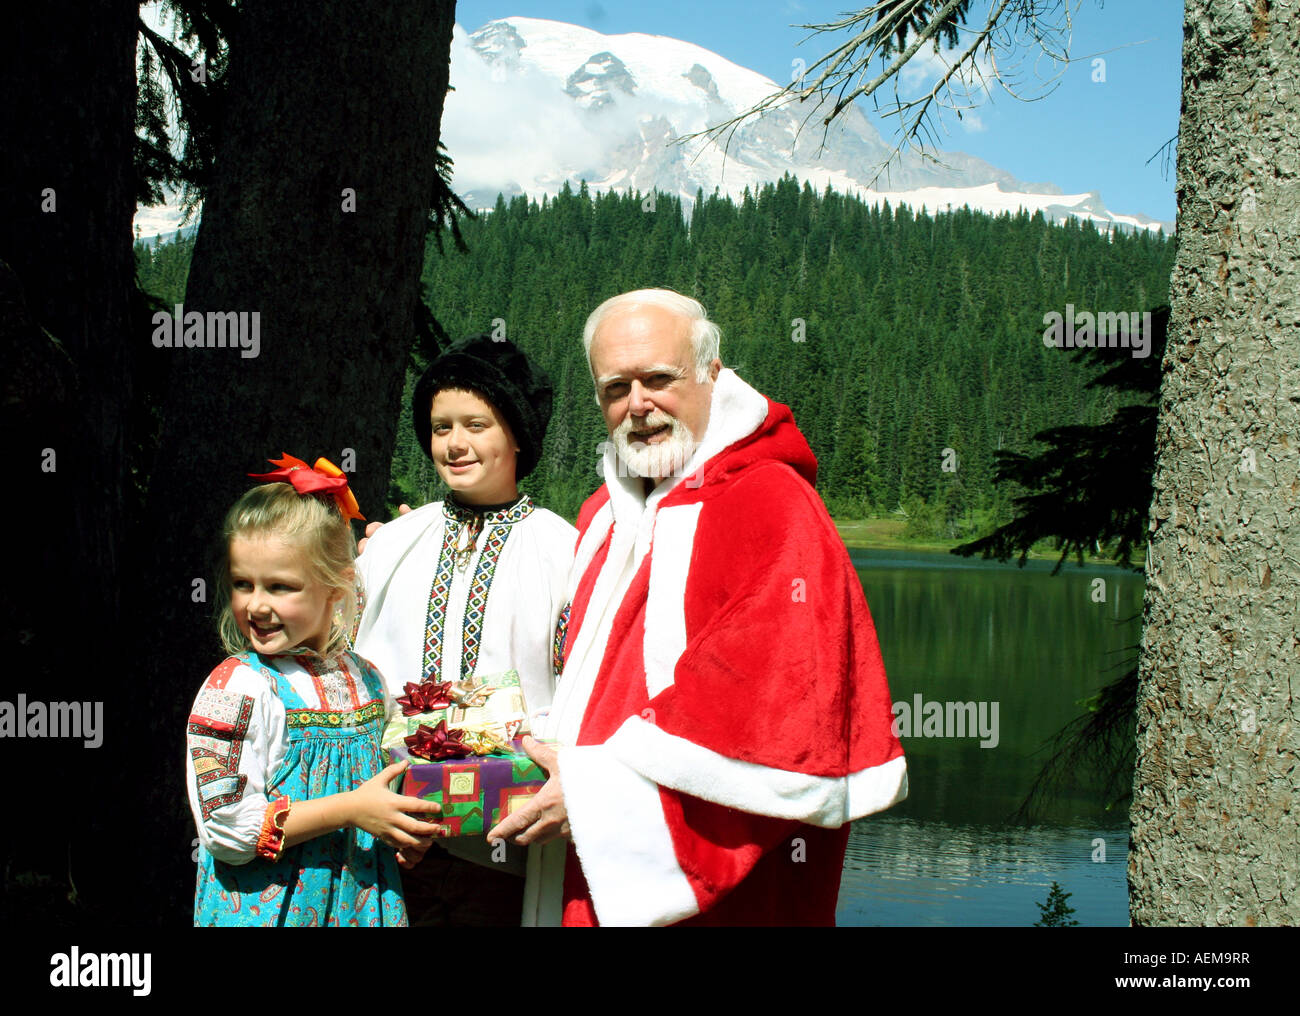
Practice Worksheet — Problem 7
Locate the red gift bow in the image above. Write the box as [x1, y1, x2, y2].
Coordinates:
[405, 720, 470, 761]
[248, 453, 365, 521]
[396, 679, 455, 716]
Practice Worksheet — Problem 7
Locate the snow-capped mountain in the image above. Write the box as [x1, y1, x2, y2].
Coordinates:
[132, 16, 1172, 240]
[441, 18, 1170, 235]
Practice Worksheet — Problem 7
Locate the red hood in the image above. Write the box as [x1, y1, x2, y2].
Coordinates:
[679, 396, 818, 494]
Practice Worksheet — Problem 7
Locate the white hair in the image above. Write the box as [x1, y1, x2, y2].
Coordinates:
[583, 288, 721, 383]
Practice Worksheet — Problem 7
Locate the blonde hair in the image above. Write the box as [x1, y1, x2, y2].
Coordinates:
[217, 483, 358, 657]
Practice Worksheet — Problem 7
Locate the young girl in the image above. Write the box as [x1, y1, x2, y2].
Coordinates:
[352, 334, 576, 924]
[186, 457, 442, 926]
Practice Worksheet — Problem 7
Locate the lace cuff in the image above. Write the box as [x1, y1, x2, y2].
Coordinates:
[255, 795, 291, 861]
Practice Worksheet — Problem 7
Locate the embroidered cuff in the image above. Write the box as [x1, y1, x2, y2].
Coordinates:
[255, 795, 290, 861]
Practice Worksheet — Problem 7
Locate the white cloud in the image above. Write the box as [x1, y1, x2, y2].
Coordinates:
[441, 23, 705, 202]
[442, 25, 602, 197]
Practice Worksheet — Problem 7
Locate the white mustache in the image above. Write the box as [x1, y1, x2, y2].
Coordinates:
[617, 410, 676, 439]
[612, 412, 697, 478]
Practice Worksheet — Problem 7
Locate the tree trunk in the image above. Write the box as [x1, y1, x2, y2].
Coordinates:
[141, 0, 456, 923]
[1130, 0, 1300, 925]
[0, 2, 137, 920]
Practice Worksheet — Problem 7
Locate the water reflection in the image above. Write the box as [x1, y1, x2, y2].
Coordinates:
[836, 549, 1142, 925]
[839, 816, 1129, 926]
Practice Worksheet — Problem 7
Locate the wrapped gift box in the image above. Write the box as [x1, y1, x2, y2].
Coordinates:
[380, 669, 529, 758]
[385, 739, 547, 838]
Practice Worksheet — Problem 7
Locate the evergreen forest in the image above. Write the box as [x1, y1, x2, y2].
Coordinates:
[135, 175, 1174, 537]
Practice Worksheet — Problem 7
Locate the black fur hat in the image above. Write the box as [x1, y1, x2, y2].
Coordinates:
[412, 334, 553, 481]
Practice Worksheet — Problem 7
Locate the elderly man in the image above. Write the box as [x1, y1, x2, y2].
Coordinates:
[488, 288, 907, 926]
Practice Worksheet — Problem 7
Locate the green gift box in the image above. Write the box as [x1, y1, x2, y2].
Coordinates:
[381, 670, 548, 837]
[384, 739, 548, 838]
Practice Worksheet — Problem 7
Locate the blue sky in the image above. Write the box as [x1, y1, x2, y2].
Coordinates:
[454, 0, 1184, 223]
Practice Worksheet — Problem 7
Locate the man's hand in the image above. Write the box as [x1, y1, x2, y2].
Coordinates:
[356, 503, 411, 555]
[485, 736, 569, 846]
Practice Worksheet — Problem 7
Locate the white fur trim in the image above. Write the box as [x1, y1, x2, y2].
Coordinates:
[849, 755, 910, 819]
[678, 368, 771, 483]
[560, 744, 700, 926]
[546, 522, 640, 744]
[602, 443, 651, 527]
[606, 716, 908, 827]
[643, 504, 701, 697]
[568, 501, 614, 600]
[521, 840, 568, 927]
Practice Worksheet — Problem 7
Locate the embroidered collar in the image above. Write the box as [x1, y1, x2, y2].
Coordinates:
[260, 645, 346, 669]
[424, 498, 523, 683]
[442, 493, 534, 527]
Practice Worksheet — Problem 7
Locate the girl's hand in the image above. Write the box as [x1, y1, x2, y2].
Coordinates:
[395, 837, 437, 869]
[348, 760, 443, 850]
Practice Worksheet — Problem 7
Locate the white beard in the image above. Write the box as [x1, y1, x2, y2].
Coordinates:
[613, 411, 697, 480]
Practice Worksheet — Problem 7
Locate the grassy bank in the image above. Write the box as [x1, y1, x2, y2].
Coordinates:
[832, 516, 1145, 570]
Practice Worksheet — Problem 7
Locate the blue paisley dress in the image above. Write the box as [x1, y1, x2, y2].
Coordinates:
[187, 648, 406, 926]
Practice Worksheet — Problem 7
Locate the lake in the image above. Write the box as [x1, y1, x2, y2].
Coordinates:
[837, 548, 1143, 926]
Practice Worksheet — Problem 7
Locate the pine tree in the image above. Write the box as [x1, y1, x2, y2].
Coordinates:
[1034, 881, 1080, 927]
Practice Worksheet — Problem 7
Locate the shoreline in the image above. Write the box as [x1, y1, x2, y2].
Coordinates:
[832, 517, 1144, 570]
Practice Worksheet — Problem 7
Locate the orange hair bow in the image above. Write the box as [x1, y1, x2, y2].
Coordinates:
[248, 453, 365, 521]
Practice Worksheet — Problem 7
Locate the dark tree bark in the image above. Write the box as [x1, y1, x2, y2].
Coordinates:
[1130, 0, 1300, 925]
[139, 0, 457, 923]
[0, 2, 138, 921]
